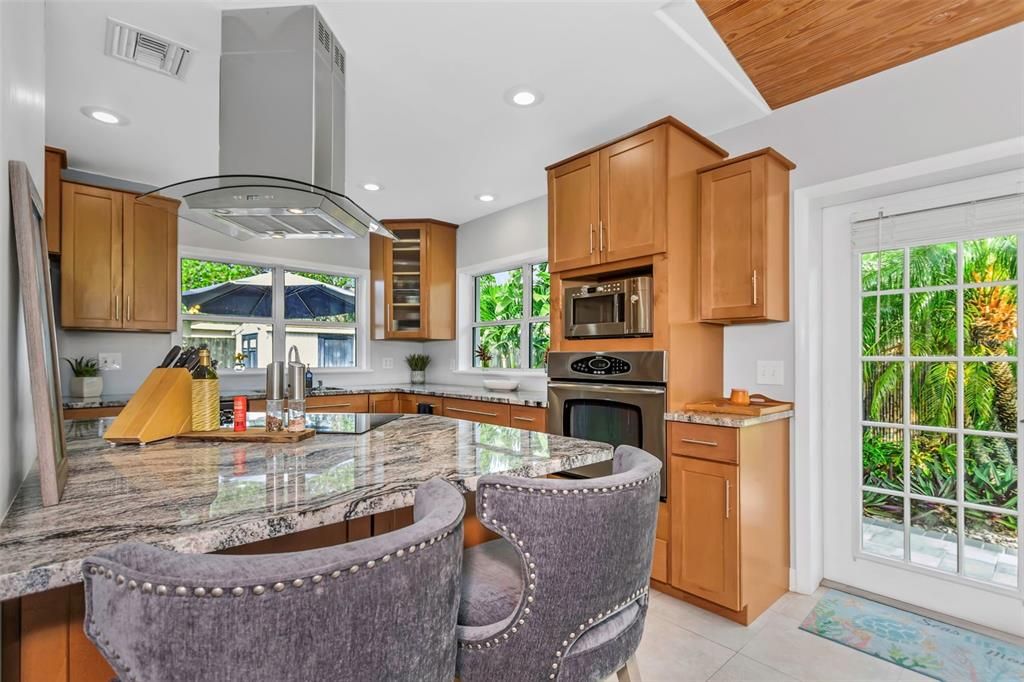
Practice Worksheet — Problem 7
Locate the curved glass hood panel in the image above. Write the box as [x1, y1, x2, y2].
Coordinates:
[138, 175, 397, 241]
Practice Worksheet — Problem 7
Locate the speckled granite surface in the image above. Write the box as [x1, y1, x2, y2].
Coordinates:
[0, 415, 609, 600]
[664, 410, 794, 428]
[64, 382, 548, 410]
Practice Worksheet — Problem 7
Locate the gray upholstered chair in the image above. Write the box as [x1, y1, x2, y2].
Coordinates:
[457, 445, 661, 681]
[82, 478, 465, 682]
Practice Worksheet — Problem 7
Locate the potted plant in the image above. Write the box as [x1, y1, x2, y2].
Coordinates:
[233, 352, 247, 372]
[474, 345, 493, 369]
[406, 354, 431, 384]
[64, 356, 102, 398]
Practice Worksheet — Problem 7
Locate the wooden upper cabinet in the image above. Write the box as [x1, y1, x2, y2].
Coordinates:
[44, 146, 67, 255]
[548, 153, 600, 273]
[371, 219, 457, 341]
[699, 148, 794, 323]
[123, 196, 178, 331]
[61, 183, 123, 329]
[599, 126, 667, 263]
[61, 182, 179, 332]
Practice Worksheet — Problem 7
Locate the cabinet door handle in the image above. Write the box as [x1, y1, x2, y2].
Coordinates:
[314, 402, 352, 409]
[599, 220, 605, 252]
[680, 437, 718, 447]
[512, 415, 535, 422]
[725, 480, 731, 519]
[752, 270, 759, 305]
[448, 406, 499, 418]
[589, 224, 594, 254]
[114, 295, 120, 321]
[126, 295, 131, 322]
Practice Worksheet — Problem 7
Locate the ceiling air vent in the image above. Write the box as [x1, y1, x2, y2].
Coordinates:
[105, 18, 192, 80]
[316, 19, 331, 54]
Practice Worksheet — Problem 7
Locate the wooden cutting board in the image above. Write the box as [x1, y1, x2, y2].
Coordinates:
[177, 428, 315, 443]
[683, 394, 793, 416]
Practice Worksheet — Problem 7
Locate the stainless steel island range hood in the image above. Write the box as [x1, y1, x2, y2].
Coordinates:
[140, 5, 394, 241]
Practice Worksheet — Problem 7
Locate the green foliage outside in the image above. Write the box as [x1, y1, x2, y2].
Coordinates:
[861, 237, 1018, 542]
[474, 263, 550, 368]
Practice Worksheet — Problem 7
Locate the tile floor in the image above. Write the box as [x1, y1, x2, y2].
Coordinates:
[620, 588, 932, 681]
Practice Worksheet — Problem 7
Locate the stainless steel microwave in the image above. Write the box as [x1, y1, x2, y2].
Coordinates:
[563, 276, 653, 339]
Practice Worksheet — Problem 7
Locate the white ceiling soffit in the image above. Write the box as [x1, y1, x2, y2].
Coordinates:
[45, 1, 769, 225]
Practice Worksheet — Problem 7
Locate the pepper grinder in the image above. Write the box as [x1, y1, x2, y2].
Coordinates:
[287, 346, 307, 432]
[265, 361, 285, 432]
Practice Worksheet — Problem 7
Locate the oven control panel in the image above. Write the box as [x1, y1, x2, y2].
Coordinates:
[570, 355, 631, 376]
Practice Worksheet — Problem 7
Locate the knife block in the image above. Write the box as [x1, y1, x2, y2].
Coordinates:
[104, 368, 193, 444]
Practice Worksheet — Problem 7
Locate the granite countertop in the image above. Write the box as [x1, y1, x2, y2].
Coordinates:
[64, 382, 549, 410]
[665, 409, 794, 428]
[0, 414, 609, 600]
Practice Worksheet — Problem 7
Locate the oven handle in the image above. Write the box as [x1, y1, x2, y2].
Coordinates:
[548, 382, 665, 395]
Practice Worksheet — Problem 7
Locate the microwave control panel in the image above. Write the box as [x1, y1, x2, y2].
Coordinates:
[571, 281, 623, 297]
[570, 355, 631, 376]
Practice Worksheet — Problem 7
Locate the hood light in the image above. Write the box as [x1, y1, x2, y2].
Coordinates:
[269, 232, 287, 239]
[287, 208, 305, 214]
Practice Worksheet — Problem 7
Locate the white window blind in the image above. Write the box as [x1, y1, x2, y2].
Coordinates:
[851, 193, 1024, 251]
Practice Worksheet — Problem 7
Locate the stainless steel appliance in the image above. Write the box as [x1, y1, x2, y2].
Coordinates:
[563, 276, 653, 339]
[547, 350, 667, 499]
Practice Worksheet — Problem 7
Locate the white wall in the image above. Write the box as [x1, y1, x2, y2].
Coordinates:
[1, 0, 46, 515]
[711, 23, 1024, 401]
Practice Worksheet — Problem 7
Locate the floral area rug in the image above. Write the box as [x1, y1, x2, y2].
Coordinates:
[800, 589, 1024, 681]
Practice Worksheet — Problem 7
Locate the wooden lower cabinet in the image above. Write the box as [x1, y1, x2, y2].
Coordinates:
[398, 394, 443, 415]
[442, 398, 510, 426]
[509, 405, 547, 432]
[651, 502, 669, 584]
[62, 406, 122, 420]
[368, 393, 398, 413]
[305, 394, 370, 413]
[664, 419, 789, 624]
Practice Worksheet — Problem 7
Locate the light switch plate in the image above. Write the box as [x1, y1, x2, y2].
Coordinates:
[382, 357, 394, 370]
[98, 352, 122, 370]
[756, 360, 784, 386]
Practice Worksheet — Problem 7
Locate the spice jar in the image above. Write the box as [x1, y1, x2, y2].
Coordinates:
[266, 399, 286, 432]
[265, 361, 286, 433]
[287, 399, 306, 432]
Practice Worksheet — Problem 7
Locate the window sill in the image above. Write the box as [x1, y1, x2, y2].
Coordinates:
[219, 367, 375, 378]
[451, 368, 548, 378]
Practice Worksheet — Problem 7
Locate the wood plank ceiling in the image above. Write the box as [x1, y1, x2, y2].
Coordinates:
[697, 0, 1024, 109]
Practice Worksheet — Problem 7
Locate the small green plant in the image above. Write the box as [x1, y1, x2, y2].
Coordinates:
[474, 345, 493, 368]
[405, 354, 432, 371]
[64, 356, 99, 378]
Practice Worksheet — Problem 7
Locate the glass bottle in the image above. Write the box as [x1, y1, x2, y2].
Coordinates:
[191, 348, 220, 432]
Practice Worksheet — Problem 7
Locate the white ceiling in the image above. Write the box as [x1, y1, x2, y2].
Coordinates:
[45, 1, 770, 224]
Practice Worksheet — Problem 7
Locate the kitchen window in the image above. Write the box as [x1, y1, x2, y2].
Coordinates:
[180, 257, 361, 371]
[471, 261, 550, 369]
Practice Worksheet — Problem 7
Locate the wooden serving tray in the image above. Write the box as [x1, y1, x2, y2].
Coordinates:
[683, 394, 792, 416]
[177, 428, 315, 443]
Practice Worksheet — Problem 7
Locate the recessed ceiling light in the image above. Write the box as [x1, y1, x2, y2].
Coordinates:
[362, 182, 382, 191]
[80, 106, 129, 126]
[477, 194, 496, 202]
[504, 86, 543, 108]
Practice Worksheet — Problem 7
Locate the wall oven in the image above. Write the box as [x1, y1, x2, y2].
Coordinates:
[563, 276, 653, 339]
[547, 350, 667, 499]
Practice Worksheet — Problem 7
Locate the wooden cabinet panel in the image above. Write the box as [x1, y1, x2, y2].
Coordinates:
[699, 148, 793, 323]
[670, 422, 739, 464]
[599, 126, 667, 263]
[368, 393, 397, 413]
[548, 153, 600, 273]
[399, 394, 443, 415]
[442, 398, 510, 426]
[63, 406, 122, 420]
[306, 394, 369, 413]
[509, 405, 547, 432]
[669, 455, 740, 610]
[44, 147, 66, 255]
[61, 184, 123, 329]
[122, 196, 177, 331]
[652, 539, 668, 584]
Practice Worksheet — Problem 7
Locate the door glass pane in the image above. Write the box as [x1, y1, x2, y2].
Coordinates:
[183, 320, 273, 370]
[964, 361, 1016, 432]
[565, 399, 643, 450]
[473, 325, 520, 368]
[964, 286, 1017, 357]
[910, 362, 956, 428]
[862, 491, 905, 560]
[476, 268, 523, 322]
[964, 511, 1018, 588]
[284, 270, 355, 322]
[861, 249, 904, 291]
[910, 500, 958, 573]
[862, 294, 903, 355]
[862, 426, 903, 491]
[531, 262, 550, 317]
[392, 228, 422, 331]
[862, 361, 903, 423]
[964, 235, 1017, 283]
[909, 242, 957, 288]
[964, 436, 1018, 510]
[910, 290, 955, 356]
[909, 431, 956, 500]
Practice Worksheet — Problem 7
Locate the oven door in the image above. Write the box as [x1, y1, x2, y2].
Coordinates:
[547, 381, 667, 499]
[564, 291, 626, 338]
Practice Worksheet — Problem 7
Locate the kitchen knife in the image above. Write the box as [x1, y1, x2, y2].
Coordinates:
[175, 348, 197, 369]
[158, 345, 181, 368]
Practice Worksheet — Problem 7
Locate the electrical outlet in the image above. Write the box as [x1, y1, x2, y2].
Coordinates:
[382, 357, 394, 370]
[98, 352, 122, 370]
[756, 360, 784, 386]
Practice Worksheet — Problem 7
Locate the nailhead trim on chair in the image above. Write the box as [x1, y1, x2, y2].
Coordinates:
[460, 472, 658, 658]
[83, 526, 460, 680]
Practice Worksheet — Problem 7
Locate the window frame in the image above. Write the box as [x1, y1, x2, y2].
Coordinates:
[178, 248, 370, 374]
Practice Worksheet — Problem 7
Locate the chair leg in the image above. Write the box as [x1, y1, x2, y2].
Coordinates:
[616, 654, 642, 682]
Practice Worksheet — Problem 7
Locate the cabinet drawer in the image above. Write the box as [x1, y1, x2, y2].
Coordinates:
[509, 405, 547, 432]
[670, 422, 738, 463]
[306, 394, 370, 413]
[442, 398, 510, 426]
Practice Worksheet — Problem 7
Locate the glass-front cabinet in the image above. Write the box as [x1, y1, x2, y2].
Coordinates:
[370, 219, 457, 340]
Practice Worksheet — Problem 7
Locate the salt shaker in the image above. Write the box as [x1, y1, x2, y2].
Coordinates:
[266, 360, 285, 432]
[287, 350, 307, 432]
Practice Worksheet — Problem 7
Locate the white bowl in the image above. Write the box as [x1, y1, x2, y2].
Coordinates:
[482, 378, 519, 392]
